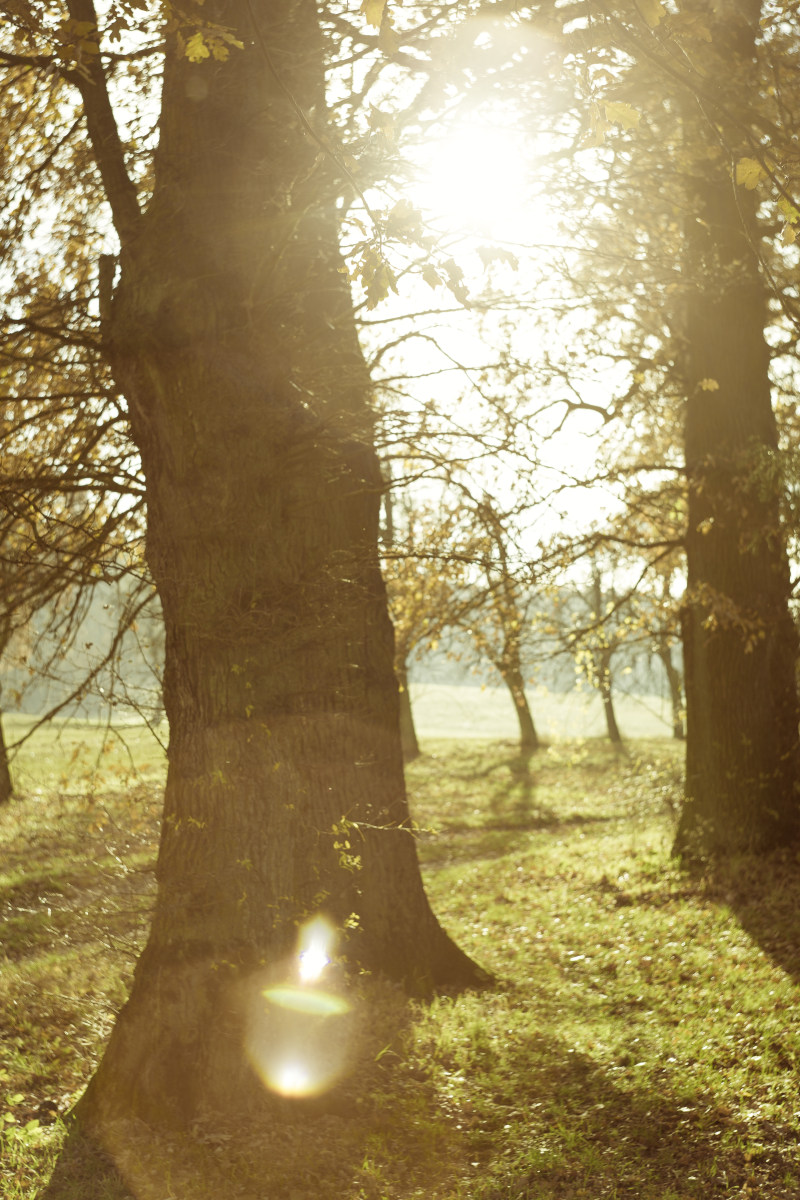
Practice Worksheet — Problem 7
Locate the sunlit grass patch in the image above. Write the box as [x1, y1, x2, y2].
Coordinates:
[5, 714, 167, 798]
[0, 732, 162, 1197]
[406, 738, 800, 1199]
[3, 732, 800, 1198]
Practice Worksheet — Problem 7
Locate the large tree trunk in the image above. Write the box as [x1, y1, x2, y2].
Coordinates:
[675, 0, 800, 856]
[74, 0, 483, 1135]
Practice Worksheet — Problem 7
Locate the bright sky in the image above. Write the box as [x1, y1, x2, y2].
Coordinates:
[367, 113, 624, 542]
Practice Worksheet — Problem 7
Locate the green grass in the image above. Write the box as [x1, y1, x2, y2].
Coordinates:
[3, 727, 800, 1198]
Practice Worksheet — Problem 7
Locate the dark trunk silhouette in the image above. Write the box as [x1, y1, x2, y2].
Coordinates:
[675, 0, 800, 855]
[0, 708, 12, 805]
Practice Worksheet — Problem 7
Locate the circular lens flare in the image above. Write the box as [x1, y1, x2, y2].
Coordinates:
[244, 915, 353, 1099]
[272, 1060, 314, 1098]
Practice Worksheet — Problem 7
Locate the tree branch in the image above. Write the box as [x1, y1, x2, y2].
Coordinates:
[62, 0, 142, 247]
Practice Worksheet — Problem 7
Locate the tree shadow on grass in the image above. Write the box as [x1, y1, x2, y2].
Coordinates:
[37, 966, 800, 1200]
[467, 1022, 794, 1200]
[708, 850, 800, 984]
[37, 980, 462, 1200]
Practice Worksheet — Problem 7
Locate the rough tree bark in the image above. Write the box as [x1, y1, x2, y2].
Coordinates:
[67, 0, 484, 1135]
[675, 0, 800, 855]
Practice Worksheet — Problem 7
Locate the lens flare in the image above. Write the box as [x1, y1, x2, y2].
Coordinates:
[262, 985, 350, 1016]
[297, 915, 335, 982]
[272, 1061, 313, 1098]
[244, 916, 353, 1098]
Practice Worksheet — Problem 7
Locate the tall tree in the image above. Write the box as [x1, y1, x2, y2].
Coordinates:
[501, 0, 800, 851]
[673, 0, 800, 854]
[4, 0, 484, 1137]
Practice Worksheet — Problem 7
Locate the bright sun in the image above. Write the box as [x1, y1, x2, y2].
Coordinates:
[414, 121, 534, 242]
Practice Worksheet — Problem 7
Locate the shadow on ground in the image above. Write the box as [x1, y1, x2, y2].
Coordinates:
[710, 850, 800, 984]
[463, 1017, 796, 1200]
[37, 981, 456, 1200]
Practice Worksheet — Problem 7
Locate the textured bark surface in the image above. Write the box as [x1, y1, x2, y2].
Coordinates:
[73, 0, 485, 1135]
[675, 0, 800, 855]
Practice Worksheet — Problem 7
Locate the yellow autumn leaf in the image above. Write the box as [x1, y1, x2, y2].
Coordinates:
[379, 19, 400, 54]
[635, 0, 666, 28]
[699, 378, 720, 391]
[361, 0, 386, 28]
[781, 225, 797, 246]
[778, 196, 799, 224]
[604, 102, 641, 131]
[735, 157, 766, 190]
[185, 32, 210, 62]
[421, 264, 441, 289]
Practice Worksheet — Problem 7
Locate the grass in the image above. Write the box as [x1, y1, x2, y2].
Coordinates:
[3, 725, 800, 1198]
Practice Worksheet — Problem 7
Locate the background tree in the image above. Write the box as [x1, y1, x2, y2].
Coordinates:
[453, 495, 542, 752]
[382, 488, 475, 761]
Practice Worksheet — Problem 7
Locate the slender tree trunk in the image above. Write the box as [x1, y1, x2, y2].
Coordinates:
[0, 708, 12, 805]
[655, 639, 684, 741]
[73, 0, 484, 1135]
[496, 628, 542, 748]
[500, 662, 539, 751]
[675, 0, 800, 856]
[596, 652, 622, 745]
[396, 662, 421, 762]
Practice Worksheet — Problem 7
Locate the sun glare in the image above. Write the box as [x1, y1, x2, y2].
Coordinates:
[244, 916, 353, 1099]
[415, 121, 533, 241]
[297, 915, 335, 983]
[272, 1061, 314, 1098]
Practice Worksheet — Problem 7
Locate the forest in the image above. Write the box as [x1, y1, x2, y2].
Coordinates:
[2, 0, 800, 1196]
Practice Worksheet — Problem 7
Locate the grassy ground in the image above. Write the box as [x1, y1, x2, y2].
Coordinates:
[2, 727, 800, 1198]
